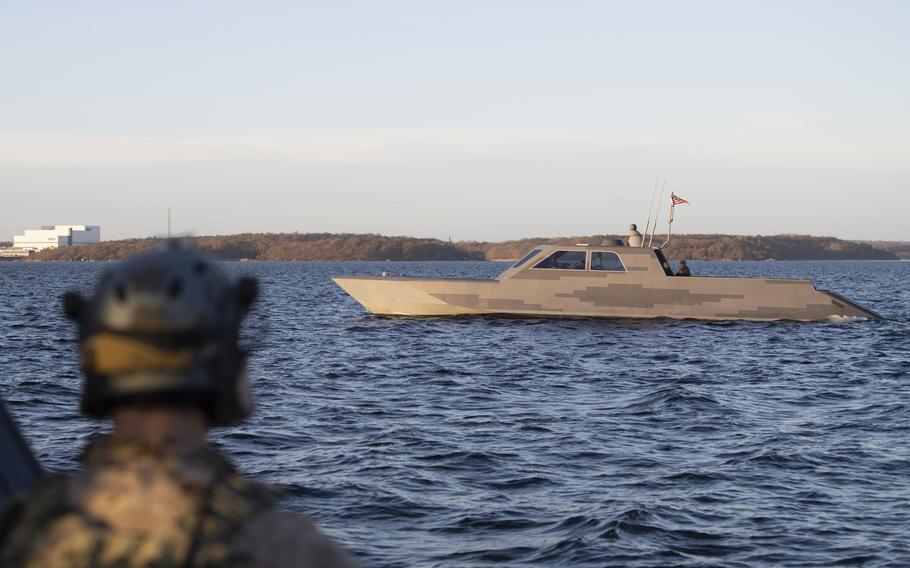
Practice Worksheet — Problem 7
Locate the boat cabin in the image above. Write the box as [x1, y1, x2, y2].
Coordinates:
[497, 244, 677, 280]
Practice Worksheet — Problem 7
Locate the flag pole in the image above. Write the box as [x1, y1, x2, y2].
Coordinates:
[643, 177, 659, 247]
[660, 200, 675, 249]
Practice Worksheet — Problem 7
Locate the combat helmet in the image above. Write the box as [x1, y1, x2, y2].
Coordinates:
[63, 243, 258, 426]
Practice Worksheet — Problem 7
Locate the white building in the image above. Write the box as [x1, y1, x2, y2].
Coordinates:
[13, 225, 101, 251]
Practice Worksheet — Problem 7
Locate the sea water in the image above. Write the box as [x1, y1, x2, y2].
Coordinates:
[1, 260, 908, 566]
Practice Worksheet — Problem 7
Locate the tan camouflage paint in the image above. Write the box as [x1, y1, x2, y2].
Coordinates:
[0, 436, 357, 568]
[333, 245, 880, 322]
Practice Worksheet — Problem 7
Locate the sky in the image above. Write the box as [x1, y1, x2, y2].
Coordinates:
[1, 1, 908, 242]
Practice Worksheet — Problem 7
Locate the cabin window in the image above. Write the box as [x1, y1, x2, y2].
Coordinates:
[511, 249, 542, 269]
[590, 251, 625, 271]
[533, 250, 587, 270]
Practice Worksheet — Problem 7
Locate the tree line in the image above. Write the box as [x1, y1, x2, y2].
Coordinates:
[859, 241, 910, 260]
[28, 233, 484, 262]
[661, 234, 898, 261]
[26, 232, 898, 262]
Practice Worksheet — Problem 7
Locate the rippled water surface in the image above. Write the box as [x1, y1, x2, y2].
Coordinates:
[1, 260, 909, 567]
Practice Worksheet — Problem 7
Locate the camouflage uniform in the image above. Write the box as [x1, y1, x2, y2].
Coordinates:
[0, 249, 358, 567]
[0, 436, 355, 568]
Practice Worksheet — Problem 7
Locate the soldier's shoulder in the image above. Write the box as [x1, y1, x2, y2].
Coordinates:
[231, 509, 358, 568]
[0, 473, 71, 529]
[0, 473, 73, 561]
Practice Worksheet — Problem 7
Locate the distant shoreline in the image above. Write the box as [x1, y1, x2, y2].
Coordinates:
[16, 258, 909, 264]
[16, 232, 904, 262]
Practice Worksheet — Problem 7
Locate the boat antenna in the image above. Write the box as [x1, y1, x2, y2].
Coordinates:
[648, 180, 666, 247]
[642, 177, 659, 248]
[167, 208, 172, 239]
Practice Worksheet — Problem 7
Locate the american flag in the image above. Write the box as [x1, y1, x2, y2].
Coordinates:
[671, 193, 689, 206]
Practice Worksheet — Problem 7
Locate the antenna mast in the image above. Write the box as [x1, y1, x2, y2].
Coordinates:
[642, 177, 659, 247]
[648, 180, 666, 247]
[167, 208, 172, 239]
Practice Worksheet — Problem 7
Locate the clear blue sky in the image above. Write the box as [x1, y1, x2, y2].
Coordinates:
[1, 1, 908, 241]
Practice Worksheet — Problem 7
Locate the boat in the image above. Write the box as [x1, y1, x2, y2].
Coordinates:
[332, 228, 881, 322]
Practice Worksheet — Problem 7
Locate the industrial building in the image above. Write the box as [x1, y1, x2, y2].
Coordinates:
[12, 225, 101, 251]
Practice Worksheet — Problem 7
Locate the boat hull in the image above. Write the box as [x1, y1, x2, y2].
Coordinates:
[332, 274, 880, 322]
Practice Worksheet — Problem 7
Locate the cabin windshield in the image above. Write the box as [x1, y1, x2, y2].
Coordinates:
[533, 250, 587, 270]
[653, 249, 674, 276]
[511, 249, 542, 269]
[591, 251, 625, 271]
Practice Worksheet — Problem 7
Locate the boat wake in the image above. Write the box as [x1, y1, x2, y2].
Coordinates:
[825, 314, 870, 323]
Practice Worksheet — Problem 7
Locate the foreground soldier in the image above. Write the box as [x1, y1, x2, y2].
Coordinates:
[0, 246, 356, 568]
